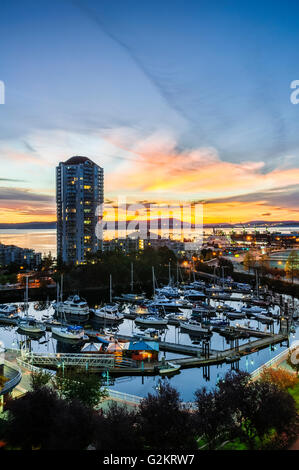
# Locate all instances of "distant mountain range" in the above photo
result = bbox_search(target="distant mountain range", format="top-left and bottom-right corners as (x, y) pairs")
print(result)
(1, 219), (299, 230)
(0, 222), (57, 229)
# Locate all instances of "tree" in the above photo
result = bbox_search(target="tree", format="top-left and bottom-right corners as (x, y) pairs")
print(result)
(94, 402), (141, 450)
(286, 347), (299, 376)
(4, 388), (98, 450)
(259, 366), (298, 390)
(41, 252), (53, 272)
(215, 371), (297, 449)
(52, 369), (108, 408)
(285, 250), (299, 283)
(30, 369), (52, 391)
(218, 257), (234, 277)
(194, 387), (232, 449)
(137, 381), (197, 450)
(243, 251), (256, 273)
(259, 254), (270, 276)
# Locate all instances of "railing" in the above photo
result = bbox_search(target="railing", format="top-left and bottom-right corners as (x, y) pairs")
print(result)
(20, 350), (139, 370)
(16, 358), (56, 375)
(106, 389), (143, 404)
(104, 389), (197, 409)
(0, 361), (22, 395)
(250, 348), (290, 379)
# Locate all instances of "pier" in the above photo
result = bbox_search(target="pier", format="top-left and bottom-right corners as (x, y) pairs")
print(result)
(13, 328), (289, 376)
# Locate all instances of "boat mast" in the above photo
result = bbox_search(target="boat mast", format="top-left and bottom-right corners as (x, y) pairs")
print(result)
(168, 262), (171, 285)
(131, 262), (134, 292)
(60, 274), (63, 303)
(152, 266), (156, 296)
(109, 274), (112, 303)
(25, 275), (29, 318)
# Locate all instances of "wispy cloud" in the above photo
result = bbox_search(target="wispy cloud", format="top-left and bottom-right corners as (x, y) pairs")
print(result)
(0, 187), (54, 202)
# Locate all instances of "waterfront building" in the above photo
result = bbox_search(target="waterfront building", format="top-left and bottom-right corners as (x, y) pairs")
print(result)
(102, 233), (187, 256)
(56, 156), (104, 265)
(0, 243), (41, 268)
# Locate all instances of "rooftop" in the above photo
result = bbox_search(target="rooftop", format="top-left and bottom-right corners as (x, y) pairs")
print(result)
(64, 156), (94, 165)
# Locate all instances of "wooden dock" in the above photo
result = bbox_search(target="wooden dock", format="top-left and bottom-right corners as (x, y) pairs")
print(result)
(170, 333), (288, 368)
(85, 329), (288, 365)
(7, 328), (289, 377)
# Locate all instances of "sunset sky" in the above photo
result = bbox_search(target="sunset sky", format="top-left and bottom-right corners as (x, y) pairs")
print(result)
(1, 0), (299, 225)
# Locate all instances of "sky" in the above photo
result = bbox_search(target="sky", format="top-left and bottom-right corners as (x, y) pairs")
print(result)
(1, 0), (299, 225)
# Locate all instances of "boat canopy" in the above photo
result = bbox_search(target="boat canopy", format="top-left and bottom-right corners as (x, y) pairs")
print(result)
(81, 342), (102, 353)
(67, 325), (83, 331)
(94, 335), (110, 344)
(128, 340), (159, 352)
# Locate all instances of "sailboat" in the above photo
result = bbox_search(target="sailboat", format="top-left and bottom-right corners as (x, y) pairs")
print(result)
(120, 263), (146, 302)
(18, 276), (46, 334)
(91, 275), (124, 324)
(51, 283), (85, 340)
(52, 275), (89, 320)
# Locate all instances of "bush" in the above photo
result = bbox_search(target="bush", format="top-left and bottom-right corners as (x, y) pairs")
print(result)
(259, 366), (298, 390)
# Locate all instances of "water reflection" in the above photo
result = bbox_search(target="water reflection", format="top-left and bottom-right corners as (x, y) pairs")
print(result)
(0, 299), (297, 400)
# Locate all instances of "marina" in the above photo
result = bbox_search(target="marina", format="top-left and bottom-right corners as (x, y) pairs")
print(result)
(0, 273), (297, 400)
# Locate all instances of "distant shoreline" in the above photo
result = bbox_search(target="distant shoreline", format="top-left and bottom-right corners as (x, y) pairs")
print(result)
(0, 222), (56, 230)
(1, 220), (299, 230)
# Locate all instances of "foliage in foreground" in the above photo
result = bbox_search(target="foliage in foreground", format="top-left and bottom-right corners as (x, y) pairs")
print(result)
(259, 366), (298, 390)
(30, 369), (108, 408)
(0, 371), (298, 450)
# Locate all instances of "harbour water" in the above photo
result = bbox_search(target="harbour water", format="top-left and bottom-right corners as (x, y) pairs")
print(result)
(1, 297), (298, 402)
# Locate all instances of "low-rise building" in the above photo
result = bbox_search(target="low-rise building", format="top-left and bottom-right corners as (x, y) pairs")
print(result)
(0, 243), (42, 268)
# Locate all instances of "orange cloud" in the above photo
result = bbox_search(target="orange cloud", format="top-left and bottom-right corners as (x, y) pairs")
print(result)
(105, 132), (299, 200)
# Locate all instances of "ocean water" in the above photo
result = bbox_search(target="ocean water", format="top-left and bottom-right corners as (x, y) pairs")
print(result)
(1, 225), (299, 258)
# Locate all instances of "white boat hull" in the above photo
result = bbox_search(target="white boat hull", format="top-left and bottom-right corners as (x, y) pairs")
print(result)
(51, 327), (84, 340)
(135, 318), (168, 326)
(18, 324), (46, 334)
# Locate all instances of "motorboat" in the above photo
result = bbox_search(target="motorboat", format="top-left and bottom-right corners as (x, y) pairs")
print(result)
(148, 296), (192, 312)
(18, 276), (46, 334)
(53, 295), (89, 320)
(192, 306), (216, 317)
(0, 304), (18, 315)
(119, 293), (145, 302)
(183, 289), (206, 301)
(155, 285), (180, 298)
(133, 328), (161, 341)
(251, 313), (274, 324)
(180, 320), (212, 335)
(135, 315), (168, 327)
(0, 304), (19, 322)
(51, 324), (85, 340)
(208, 318), (229, 327)
(241, 305), (268, 315)
(184, 281), (206, 290)
(166, 312), (188, 324)
(226, 311), (246, 320)
(127, 304), (156, 316)
(205, 285), (224, 294)
(213, 292), (231, 300)
(159, 361), (181, 375)
(216, 304), (236, 312)
(91, 304), (124, 322)
(18, 316), (46, 334)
